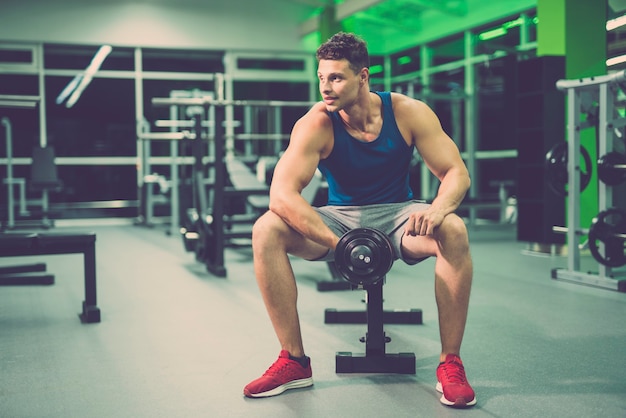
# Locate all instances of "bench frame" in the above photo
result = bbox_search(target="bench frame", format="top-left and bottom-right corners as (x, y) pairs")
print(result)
(0, 232), (100, 323)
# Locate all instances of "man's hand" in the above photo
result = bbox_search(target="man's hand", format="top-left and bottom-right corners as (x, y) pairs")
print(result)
(404, 207), (446, 236)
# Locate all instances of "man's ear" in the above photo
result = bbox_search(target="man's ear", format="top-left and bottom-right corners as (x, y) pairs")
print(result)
(360, 67), (369, 84)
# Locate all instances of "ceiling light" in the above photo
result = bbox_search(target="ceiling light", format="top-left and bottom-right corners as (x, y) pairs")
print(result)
(607, 15), (626, 31)
(607, 54), (626, 66)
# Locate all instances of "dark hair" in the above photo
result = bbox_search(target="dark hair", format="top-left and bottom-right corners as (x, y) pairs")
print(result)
(316, 32), (370, 74)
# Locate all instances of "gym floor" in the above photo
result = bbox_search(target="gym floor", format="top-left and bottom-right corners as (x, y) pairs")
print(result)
(1, 223), (625, 418)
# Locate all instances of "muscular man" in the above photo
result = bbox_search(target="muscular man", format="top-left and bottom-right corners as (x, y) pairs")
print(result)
(243, 32), (476, 408)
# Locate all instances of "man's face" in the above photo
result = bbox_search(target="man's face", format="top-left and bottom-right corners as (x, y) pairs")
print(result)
(317, 58), (363, 112)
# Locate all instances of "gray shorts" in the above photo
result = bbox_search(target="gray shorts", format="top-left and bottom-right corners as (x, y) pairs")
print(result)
(313, 200), (431, 265)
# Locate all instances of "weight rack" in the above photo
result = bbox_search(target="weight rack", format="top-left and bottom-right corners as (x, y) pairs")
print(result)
(552, 70), (626, 292)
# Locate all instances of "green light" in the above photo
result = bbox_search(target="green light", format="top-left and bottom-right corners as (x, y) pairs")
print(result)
(397, 56), (411, 65)
(369, 64), (383, 74)
(503, 17), (524, 29)
(478, 15), (538, 42)
(478, 27), (507, 41)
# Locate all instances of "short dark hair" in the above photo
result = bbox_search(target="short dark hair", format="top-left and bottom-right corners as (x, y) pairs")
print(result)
(316, 32), (370, 75)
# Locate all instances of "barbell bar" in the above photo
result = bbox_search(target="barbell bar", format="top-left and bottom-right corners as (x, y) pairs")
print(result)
(138, 131), (196, 140)
(152, 97), (317, 108)
(554, 208), (626, 267)
(138, 132), (290, 141)
(0, 94), (40, 109)
(552, 225), (626, 240)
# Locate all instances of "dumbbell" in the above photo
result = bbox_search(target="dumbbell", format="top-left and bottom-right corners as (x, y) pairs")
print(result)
(334, 228), (394, 287)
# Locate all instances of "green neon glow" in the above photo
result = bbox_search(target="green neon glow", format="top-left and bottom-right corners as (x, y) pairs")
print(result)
(369, 64), (383, 74)
(397, 56), (411, 65)
(503, 17), (524, 29)
(478, 27), (507, 41)
(478, 15), (538, 42)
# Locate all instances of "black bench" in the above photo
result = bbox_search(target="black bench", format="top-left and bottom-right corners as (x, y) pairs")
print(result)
(0, 232), (100, 323)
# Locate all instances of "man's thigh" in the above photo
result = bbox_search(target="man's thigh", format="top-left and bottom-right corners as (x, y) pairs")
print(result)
(313, 200), (432, 264)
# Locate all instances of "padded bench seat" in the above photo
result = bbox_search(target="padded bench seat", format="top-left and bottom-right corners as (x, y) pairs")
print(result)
(225, 159), (270, 210)
(0, 232), (100, 323)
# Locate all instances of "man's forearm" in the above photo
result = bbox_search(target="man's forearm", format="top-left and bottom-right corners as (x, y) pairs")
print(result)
(431, 170), (470, 216)
(269, 195), (339, 250)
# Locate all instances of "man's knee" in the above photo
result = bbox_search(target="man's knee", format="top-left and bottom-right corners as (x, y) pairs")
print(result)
(437, 214), (469, 246)
(252, 211), (288, 245)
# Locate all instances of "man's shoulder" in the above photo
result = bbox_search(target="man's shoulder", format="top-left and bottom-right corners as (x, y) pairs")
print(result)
(299, 102), (333, 125)
(293, 102), (334, 140)
(388, 91), (416, 103)
(388, 92), (428, 114)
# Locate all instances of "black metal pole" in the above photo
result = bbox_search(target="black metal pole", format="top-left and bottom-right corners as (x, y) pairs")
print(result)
(209, 104), (226, 276)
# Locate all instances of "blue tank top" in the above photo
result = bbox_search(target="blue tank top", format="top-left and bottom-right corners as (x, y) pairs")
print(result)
(319, 91), (414, 206)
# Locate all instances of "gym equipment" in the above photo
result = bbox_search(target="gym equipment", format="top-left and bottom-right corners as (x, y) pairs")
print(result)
(597, 152), (626, 186)
(0, 232), (100, 323)
(153, 83), (357, 285)
(334, 228), (394, 287)
(152, 81), (316, 277)
(551, 70), (626, 292)
(544, 142), (592, 196)
(2, 117), (28, 230)
(329, 227), (417, 374)
(1, 97), (40, 230)
(588, 208), (626, 268)
(0, 94), (40, 109)
(137, 172), (170, 228)
(136, 89), (211, 235)
(325, 228), (423, 324)
(1, 96), (61, 230)
(152, 97), (315, 108)
(174, 109), (277, 276)
(28, 146), (63, 228)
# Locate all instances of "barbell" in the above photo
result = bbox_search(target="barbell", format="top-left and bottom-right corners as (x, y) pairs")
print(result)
(544, 142), (592, 196)
(334, 228), (395, 287)
(597, 151), (626, 186)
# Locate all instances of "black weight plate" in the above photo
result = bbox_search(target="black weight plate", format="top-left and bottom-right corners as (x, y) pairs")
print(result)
(545, 142), (592, 196)
(335, 228), (394, 286)
(588, 208), (626, 268)
(598, 152), (626, 186)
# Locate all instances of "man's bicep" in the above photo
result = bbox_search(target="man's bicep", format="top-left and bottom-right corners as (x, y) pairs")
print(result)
(271, 144), (320, 194)
(413, 110), (464, 180)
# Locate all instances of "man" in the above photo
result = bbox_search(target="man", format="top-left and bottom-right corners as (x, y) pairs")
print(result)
(243, 32), (476, 408)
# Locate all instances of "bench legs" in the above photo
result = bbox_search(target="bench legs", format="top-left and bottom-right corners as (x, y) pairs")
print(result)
(79, 241), (101, 323)
(334, 278), (416, 374)
(0, 233), (101, 323)
(0, 263), (55, 285)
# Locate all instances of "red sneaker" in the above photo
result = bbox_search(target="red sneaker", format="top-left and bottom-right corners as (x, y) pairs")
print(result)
(244, 350), (313, 398)
(436, 354), (476, 407)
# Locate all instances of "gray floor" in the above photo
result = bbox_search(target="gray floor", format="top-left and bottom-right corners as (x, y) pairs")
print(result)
(1, 223), (625, 418)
